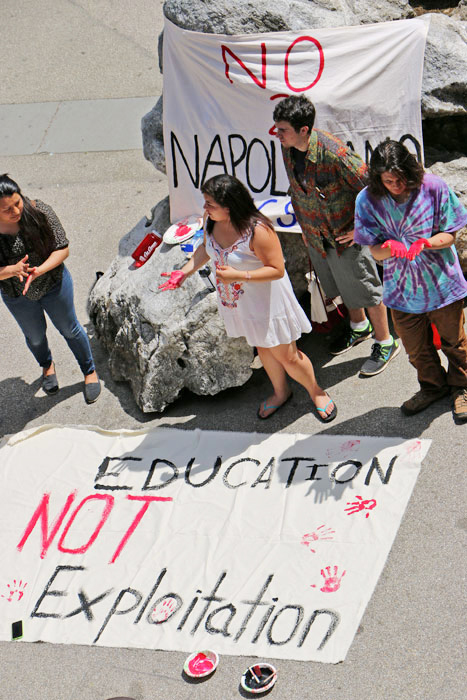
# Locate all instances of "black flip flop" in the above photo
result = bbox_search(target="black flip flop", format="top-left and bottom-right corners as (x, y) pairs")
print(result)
(310, 394), (337, 423)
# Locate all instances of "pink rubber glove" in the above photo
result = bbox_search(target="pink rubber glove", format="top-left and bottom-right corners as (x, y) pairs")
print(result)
(381, 239), (407, 258)
(159, 270), (185, 290)
(406, 238), (432, 261)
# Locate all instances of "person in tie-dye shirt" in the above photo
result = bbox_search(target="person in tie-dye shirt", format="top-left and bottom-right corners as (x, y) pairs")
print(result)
(354, 139), (467, 422)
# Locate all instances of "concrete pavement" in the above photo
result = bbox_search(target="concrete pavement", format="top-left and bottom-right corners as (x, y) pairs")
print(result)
(0, 2), (465, 699)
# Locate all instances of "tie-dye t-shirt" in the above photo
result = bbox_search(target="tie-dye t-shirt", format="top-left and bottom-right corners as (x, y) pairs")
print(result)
(354, 174), (467, 313)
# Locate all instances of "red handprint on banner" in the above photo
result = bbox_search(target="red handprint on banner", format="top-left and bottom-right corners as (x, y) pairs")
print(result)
(311, 566), (346, 593)
(1, 579), (27, 603)
(326, 439), (361, 461)
(301, 525), (336, 553)
(345, 495), (377, 518)
(150, 597), (178, 623)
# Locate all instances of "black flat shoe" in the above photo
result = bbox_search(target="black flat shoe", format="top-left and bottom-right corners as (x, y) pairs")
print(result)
(42, 365), (59, 395)
(84, 377), (101, 404)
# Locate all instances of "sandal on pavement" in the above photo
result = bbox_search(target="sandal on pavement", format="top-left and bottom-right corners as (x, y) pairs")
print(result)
(310, 394), (337, 423)
(42, 363), (59, 395)
(257, 392), (293, 419)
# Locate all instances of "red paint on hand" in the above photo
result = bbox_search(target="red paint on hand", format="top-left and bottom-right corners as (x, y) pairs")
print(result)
(159, 270), (185, 290)
(406, 238), (432, 261)
(381, 239), (407, 258)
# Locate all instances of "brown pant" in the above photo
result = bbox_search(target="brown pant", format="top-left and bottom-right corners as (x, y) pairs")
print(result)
(391, 299), (467, 391)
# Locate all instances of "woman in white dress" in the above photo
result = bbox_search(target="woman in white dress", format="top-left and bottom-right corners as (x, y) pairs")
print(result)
(160, 174), (336, 422)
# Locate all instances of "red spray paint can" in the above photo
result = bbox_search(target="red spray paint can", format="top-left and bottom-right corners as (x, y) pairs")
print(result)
(131, 231), (162, 267)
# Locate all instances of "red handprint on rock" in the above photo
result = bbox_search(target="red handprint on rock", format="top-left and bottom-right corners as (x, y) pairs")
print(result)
(345, 495), (377, 518)
(1, 579), (27, 603)
(301, 525), (336, 553)
(150, 597), (178, 623)
(311, 566), (346, 593)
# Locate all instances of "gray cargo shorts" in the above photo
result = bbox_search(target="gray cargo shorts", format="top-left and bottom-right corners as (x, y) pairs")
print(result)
(307, 242), (383, 309)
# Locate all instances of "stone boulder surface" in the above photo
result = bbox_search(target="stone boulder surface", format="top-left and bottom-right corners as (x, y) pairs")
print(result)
(88, 203), (253, 413)
(428, 157), (467, 273)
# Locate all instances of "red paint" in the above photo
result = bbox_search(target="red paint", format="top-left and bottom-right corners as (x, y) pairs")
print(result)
(221, 36), (324, 93)
(17, 491), (77, 558)
(345, 495), (377, 518)
(188, 653), (215, 675)
(301, 524), (335, 553)
(109, 495), (173, 564)
(311, 565), (346, 593)
(17, 491), (173, 561)
(221, 43), (267, 88)
(1, 579), (27, 603)
(151, 596), (177, 622)
(431, 322), (441, 350)
(174, 224), (191, 238)
(57, 494), (115, 554)
(284, 36), (324, 92)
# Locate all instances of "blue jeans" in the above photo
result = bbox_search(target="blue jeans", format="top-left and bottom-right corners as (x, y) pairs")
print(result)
(1, 265), (95, 375)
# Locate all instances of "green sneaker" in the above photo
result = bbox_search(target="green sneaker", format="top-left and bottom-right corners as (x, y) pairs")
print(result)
(359, 339), (401, 376)
(329, 323), (373, 355)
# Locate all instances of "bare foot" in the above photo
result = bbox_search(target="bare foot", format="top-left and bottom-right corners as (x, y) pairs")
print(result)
(43, 362), (55, 377)
(84, 370), (99, 384)
(257, 391), (292, 419)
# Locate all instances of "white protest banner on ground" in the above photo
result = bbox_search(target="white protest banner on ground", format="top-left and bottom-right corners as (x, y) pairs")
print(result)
(0, 426), (429, 663)
(163, 17), (429, 228)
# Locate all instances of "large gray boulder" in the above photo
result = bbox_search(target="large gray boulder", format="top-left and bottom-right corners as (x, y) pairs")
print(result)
(428, 157), (467, 274)
(88, 202), (253, 413)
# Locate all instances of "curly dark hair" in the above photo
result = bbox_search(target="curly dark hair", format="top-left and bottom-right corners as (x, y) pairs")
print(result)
(201, 174), (274, 236)
(273, 95), (315, 133)
(0, 173), (56, 258)
(368, 140), (424, 198)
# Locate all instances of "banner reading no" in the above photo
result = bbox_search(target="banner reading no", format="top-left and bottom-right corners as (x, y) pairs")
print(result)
(163, 17), (429, 227)
(0, 426), (429, 663)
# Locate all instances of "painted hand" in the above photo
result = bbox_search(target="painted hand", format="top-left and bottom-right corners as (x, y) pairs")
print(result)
(381, 239), (407, 258)
(159, 270), (185, 290)
(22, 267), (38, 295)
(406, 238), (432, 261)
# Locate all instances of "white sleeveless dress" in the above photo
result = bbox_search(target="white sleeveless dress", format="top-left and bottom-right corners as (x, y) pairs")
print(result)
(205, 223), (311, 348)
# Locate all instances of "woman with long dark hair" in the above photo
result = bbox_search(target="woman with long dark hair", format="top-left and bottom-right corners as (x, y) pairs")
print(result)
(160, 174), (336, 422)
(0, 174), (100, 403)
(354, 140), (467, 422)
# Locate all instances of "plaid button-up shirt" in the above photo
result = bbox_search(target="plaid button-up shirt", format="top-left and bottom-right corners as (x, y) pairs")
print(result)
(282, 129), (367, 257)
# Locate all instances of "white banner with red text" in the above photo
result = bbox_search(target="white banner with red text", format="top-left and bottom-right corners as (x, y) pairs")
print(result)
(0, 425), (429, 662)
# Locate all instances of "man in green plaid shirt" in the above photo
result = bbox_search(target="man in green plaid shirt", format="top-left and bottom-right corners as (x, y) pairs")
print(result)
(273, 95), (400, 377)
